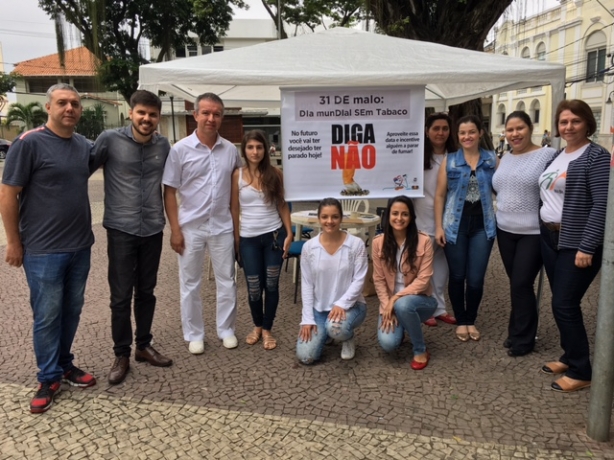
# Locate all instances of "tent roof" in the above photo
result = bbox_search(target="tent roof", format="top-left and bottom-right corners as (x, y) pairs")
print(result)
(139, 28), (565, 109)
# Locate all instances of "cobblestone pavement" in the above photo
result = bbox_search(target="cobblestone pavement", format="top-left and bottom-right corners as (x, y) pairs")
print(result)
(0, 168), (613, 459)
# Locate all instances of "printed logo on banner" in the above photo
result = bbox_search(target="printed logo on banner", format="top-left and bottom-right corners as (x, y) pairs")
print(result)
(281, 87), (426, 200)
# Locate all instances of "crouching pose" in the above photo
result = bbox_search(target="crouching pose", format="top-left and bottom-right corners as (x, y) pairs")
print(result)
(374, 196), (437, 370)
(296, 198), (368, 364)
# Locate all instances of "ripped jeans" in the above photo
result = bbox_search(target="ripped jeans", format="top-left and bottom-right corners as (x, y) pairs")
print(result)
(239, 227), (286, 330)
(296, 302), (367, 364)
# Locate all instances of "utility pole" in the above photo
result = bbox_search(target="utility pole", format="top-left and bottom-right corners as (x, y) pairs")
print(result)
(587, 156), (614, 441)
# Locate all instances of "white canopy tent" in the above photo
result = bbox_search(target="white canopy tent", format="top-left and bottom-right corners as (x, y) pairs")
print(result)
(139, 28), (566, 112)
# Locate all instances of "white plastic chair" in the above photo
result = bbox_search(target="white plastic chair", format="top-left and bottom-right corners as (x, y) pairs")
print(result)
(340, 199), (370, 214)
(340, 199), (370, 241)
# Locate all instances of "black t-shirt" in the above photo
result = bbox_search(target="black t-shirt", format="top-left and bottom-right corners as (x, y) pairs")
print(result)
(2, 126), (94, 254)
(462, 170), (483, 216)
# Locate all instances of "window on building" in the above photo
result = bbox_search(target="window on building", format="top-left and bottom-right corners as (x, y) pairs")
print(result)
(202, 45), (212, 55)
(592, 109), (602, 138)
(585, 31), (607, 82)
(213, 45), (224, 52)
(536, 42), (546, 61)
(516, 101), (526, 112)
(187, 43), (198, 57)
(175, 46), (186, 58)
(521, 47), (530, 59)
(497, 103), (506, 125)
(27, 77), (61, 93)
(530, 99), (540, 124)
(73, 77), (100, 93)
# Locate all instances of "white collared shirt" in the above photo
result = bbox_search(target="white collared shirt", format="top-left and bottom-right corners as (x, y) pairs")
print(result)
(162, 131), (241, 234)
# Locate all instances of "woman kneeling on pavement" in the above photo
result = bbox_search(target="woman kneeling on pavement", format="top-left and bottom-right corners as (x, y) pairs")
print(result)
(374, 196), (437, 370)
(296, 198), (368, 364)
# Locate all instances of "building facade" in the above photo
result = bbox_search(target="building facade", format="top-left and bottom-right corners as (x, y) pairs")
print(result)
(12, 47), (129, 130)
(492, 0), (614, 148)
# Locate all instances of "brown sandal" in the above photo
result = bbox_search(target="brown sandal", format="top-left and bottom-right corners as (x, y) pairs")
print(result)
(245, 328), (262, 345)
(551, 376), (591, 393)
(541, 361), (569, 375)
(262, 333), (277, 350)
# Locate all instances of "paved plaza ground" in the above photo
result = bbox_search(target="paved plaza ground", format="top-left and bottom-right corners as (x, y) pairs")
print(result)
(0, 168), (613, 459)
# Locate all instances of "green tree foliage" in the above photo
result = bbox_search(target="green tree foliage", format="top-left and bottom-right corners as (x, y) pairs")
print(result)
(261, 0), (364, 38)
(366, 0), (512, 50)
(0, 72), (17, 113)
(38, 0), (247, 102)
(76, 103), (105, 140)
(366, 0), (514, 149)
(6, 102), (48, 133)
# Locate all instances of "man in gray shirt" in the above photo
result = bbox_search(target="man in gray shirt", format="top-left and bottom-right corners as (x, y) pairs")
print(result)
(0, 83), (96, 413)
(91, 90), (172, 385)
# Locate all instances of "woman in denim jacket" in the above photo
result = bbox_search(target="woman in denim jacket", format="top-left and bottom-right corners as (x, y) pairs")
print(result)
(434, 115), (498, 342)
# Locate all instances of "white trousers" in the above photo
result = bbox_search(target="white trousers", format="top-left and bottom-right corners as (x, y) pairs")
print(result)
(430, 236), (450, 317)
(178, 221), (237, 341)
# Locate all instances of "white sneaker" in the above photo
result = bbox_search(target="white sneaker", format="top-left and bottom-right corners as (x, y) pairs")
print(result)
(341, 338), (355, 360)
(222, 335), (238, 349)
(188, 340), (204, 355)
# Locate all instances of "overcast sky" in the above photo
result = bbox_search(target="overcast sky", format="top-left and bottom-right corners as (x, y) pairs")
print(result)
(0, 0), (559, 74)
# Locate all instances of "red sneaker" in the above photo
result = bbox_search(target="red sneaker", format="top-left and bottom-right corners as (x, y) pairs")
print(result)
(423, 317), (437, 327)
(30, 381), (61, 414)
(435, 313), (457, 325)
(62, 367), (96, 388)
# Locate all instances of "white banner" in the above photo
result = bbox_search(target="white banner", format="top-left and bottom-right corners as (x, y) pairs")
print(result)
(281, 86), (425, 201)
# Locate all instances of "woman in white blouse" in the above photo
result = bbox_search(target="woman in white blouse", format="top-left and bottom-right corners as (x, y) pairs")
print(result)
(296, 198), (368, 364)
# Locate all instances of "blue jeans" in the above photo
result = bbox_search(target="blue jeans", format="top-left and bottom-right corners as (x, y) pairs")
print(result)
(23, 249), (91, 383)
(239, 227), (286, 331)
(378, 295), (437, 356)
(540, 224), (602, 381)
(296, 302), (367, 364)
(444, 214), (494, 326)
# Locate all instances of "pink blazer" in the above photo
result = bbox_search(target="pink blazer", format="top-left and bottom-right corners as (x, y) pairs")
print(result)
(372, 232), (434, 313)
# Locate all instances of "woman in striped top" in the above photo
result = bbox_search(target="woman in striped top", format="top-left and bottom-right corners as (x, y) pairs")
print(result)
(538, 99), (610, 393)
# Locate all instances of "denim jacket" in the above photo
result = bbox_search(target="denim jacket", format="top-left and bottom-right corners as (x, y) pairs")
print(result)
(443, 148), (497, 244)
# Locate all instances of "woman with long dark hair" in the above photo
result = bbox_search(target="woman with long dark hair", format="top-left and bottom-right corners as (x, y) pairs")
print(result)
(374, 196), (437, 370)
(414, 112), (457, 327)
(296, 198), (368, 364)
(230, 129), (293, 350)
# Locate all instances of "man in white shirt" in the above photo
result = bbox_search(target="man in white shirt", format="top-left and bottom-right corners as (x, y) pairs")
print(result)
(163, 93), (241, 354)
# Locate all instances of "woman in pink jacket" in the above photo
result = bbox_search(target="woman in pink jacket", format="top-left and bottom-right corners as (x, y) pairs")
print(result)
(373, 196), (437, 370)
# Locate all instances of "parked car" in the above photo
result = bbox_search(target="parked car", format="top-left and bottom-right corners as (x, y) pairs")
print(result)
(0, 139), (12, 160)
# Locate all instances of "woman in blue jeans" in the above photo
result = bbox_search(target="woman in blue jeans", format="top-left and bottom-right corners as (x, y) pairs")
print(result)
(373, 196), (437, 370)
(296, 198), (368, 364)
(231, 130), (293, 350)
(435, 115), (498, 342)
